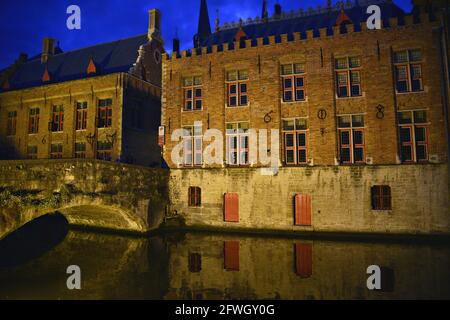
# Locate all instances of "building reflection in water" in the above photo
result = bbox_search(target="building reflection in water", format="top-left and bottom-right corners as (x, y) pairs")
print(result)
(0, 219), (449, 300)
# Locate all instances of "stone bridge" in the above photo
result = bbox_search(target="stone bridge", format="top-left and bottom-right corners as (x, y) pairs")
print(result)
(0, 159), (169, 240)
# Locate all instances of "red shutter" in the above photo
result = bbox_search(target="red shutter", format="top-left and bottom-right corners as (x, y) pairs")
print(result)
(295, 243), (312, 278)
(224, 241), (239, 271)
(295, 194), (312, 226)
(224, 193), (239, 222)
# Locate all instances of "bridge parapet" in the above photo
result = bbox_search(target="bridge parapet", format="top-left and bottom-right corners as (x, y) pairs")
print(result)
(0, 159), (169, 240)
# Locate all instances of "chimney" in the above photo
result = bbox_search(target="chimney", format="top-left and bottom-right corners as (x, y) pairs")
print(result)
(274, 3), (282, 19)
(173, 38), (180, 56)
(41, 37), (55, 64)
(148, 9), (162, 41)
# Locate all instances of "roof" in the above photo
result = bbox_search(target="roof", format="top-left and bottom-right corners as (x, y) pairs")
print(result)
(1, 34), (148, 92)
(196, 1), (405, 47)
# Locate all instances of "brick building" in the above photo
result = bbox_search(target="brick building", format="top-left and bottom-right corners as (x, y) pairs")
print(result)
(162, 0), (450, 235)
(0, 9), (164, 167)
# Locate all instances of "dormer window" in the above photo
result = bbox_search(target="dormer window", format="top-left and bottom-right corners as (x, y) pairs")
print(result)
(42, 67), (51, 82)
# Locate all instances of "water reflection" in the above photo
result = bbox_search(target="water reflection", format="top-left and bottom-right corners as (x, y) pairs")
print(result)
(0, 218), (449, 299)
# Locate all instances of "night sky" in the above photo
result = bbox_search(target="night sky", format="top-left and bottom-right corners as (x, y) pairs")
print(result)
(0, 0), (412, 70)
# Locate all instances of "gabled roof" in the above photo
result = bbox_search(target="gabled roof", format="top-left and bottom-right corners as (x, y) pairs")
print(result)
(196, 1), (405, 47)
(1, 34), (148, 92)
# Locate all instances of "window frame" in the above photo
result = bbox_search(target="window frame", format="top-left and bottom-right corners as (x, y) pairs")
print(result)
(280, 63), (306, 103)
(28, 108), (40, 134)
(50, 143), (63, 159)
(398, 110), (429, 163)
(226, 122), (250, 166)
(7, 110), (17, 136)
(183, 76), (203, 112)
(74, 142), (87, 159)
(51, 105), (64, 132)
(188, 186), (202, 207)
(371, 185), (392, 211)
(76, 102), (88, 131)
(337, 114), (365, 165)
(97, 98), (113, 128)
(226, 70), (249, 108)
(282, 118), (309, 165)
(335, 56), (362, 98)
(182, 125), (203, 167)
(394, 49), (424, 94)
(96, 140), (113, 161)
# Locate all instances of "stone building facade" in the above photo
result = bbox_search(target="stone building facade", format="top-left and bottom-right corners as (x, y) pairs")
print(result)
(162, 0), (450, 235)
(0, 10), (164, 167)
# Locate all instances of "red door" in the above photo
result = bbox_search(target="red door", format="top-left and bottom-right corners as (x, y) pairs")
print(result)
(224, 241), (239, 271)
(295, 243), (313, 278)
(295, 194), (312, 226)
(224, 193), (239, 222)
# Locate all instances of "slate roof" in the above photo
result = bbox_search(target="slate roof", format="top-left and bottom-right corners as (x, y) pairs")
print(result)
(2, 33), (148, 92)
(195, 1), (406, 48)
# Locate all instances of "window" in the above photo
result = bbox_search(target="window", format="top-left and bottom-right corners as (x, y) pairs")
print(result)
(371, 185), (392, 210)
(183, 76), (202, 111)
(27, 145), (38, 159)
(398, 110), (428, 162)
(182, 124), (202, 166)
(75, 142), (86, 159)
(226, 122), (249, 166)
(28, 108), (40, 134)
(224, 241), (239, 271)
(51, 105), (64, 132)
(50, 143), (63, 159)
(338, 115), (365, 164)
(7, 111), (17, 136)
(188, 186), (201, 207)
(281, 63), (306, 102)
(76, 102), (88, 130)
(226, 70), (248, 107)
(394, 49), (423, 93)
(283, 118), (308, 165)
(188, 253), (202, 273)
(97, 141), (112, 161)
(97, 98), (112, 128)
(335, 56), (362, 97)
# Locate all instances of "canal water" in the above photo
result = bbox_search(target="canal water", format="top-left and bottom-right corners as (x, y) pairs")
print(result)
(0, 214), (449, 300)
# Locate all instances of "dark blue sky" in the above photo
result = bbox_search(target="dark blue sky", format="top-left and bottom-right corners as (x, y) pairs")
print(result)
(0, 0), (411, 70)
